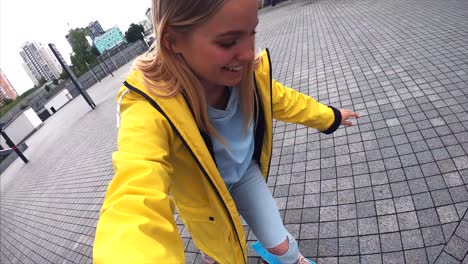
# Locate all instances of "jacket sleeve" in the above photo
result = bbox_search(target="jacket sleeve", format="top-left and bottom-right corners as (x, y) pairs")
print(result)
(271, 79), (342, 134)
(93, 98), (185, 264)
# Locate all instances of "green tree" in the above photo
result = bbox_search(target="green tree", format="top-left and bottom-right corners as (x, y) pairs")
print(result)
(90, 45), (100, 57)
(59, 71), (69, 80)
(52, 79), (59, 85)
(45, 85), (51, 92)
(125, 23), (145, 43)
(68, 28), (98, 76)
(70, 54), (85, 76)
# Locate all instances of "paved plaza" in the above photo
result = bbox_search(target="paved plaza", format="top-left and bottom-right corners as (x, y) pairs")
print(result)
(1, 0), (468, 263)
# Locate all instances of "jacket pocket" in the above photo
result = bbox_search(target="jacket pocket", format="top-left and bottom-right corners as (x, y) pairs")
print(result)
(176, 203), (222, 241)
(176, 203), (235, 262)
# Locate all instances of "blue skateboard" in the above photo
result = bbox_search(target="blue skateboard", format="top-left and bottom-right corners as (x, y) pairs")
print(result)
(251, 241), (316, 264)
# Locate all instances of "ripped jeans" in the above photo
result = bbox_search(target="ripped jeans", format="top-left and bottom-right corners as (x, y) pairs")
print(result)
(226, 161), (300, 263)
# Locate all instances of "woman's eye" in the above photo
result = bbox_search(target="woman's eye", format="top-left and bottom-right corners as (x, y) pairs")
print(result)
(218, 41), (237, 49)
(218, 30), (256, 49)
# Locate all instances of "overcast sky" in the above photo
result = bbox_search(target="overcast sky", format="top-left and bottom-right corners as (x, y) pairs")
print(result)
(0, 0), (151, 95)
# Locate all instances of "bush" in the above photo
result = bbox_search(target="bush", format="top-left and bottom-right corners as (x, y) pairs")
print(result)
(3, 98), (14, 105)
(0, 87), (38, 118)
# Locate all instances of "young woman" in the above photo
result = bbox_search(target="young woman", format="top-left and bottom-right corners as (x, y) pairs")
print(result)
(93, 0), (359, 263)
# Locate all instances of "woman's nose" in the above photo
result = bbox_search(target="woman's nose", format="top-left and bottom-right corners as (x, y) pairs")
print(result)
(237, 38), (255, 62)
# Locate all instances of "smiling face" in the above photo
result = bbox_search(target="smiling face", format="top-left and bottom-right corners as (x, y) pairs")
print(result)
(170, 0), (259, 91)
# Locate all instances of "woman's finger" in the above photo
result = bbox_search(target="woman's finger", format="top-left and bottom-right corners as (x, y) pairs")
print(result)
(345, 110), (360, 119)
(340, 109), (360, 119)
(351, 111), (360, 118)
(342, 120), (354, 126)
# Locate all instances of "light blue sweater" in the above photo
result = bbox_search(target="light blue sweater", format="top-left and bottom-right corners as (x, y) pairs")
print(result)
(207, 87), (254, 184)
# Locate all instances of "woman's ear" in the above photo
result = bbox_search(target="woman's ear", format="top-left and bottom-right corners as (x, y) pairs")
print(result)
(162, 29), (183, 53)
(161, 30), (173, 51)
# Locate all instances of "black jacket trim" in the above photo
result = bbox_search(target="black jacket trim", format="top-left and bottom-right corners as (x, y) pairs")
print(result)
(264, 48), (273, 179)
(322, 106), (342, 134)
(253, 76), (265, 164)
(180, 91), (218, 168)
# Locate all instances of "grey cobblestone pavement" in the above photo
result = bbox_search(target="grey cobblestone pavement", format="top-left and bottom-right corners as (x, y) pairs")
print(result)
(1, 0), (468, 263)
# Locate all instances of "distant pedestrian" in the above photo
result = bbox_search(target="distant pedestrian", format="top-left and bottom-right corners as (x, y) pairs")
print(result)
(93, 0), (359, 263)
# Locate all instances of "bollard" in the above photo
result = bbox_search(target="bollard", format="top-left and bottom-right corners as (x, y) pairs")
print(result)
(0, 125), (28, 163)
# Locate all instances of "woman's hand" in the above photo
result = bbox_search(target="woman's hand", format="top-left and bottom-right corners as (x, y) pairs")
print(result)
(340, 109), (360, 126)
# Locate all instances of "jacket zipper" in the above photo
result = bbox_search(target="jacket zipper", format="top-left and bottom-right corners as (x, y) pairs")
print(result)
(122, 82), (247, 264)
(265, 48), (274, 179)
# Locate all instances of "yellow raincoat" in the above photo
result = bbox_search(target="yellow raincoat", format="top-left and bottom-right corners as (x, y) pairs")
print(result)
(93, 49), (341, 264)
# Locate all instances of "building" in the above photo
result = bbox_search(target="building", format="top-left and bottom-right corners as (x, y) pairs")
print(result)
(0, 68), (18, 106)
(86, 21), (105, 41)
(139, 20), (152, 34)
(19, 41), (63, 85)
(145, 8), (153, 28)
(144, 8), (153, 34)
(21, 63), (40, 86)
(65, 21), (105, 49)
(93, 26), (126, 54)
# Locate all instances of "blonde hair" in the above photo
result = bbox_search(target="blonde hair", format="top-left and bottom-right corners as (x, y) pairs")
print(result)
(134, 0), (259, 140)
